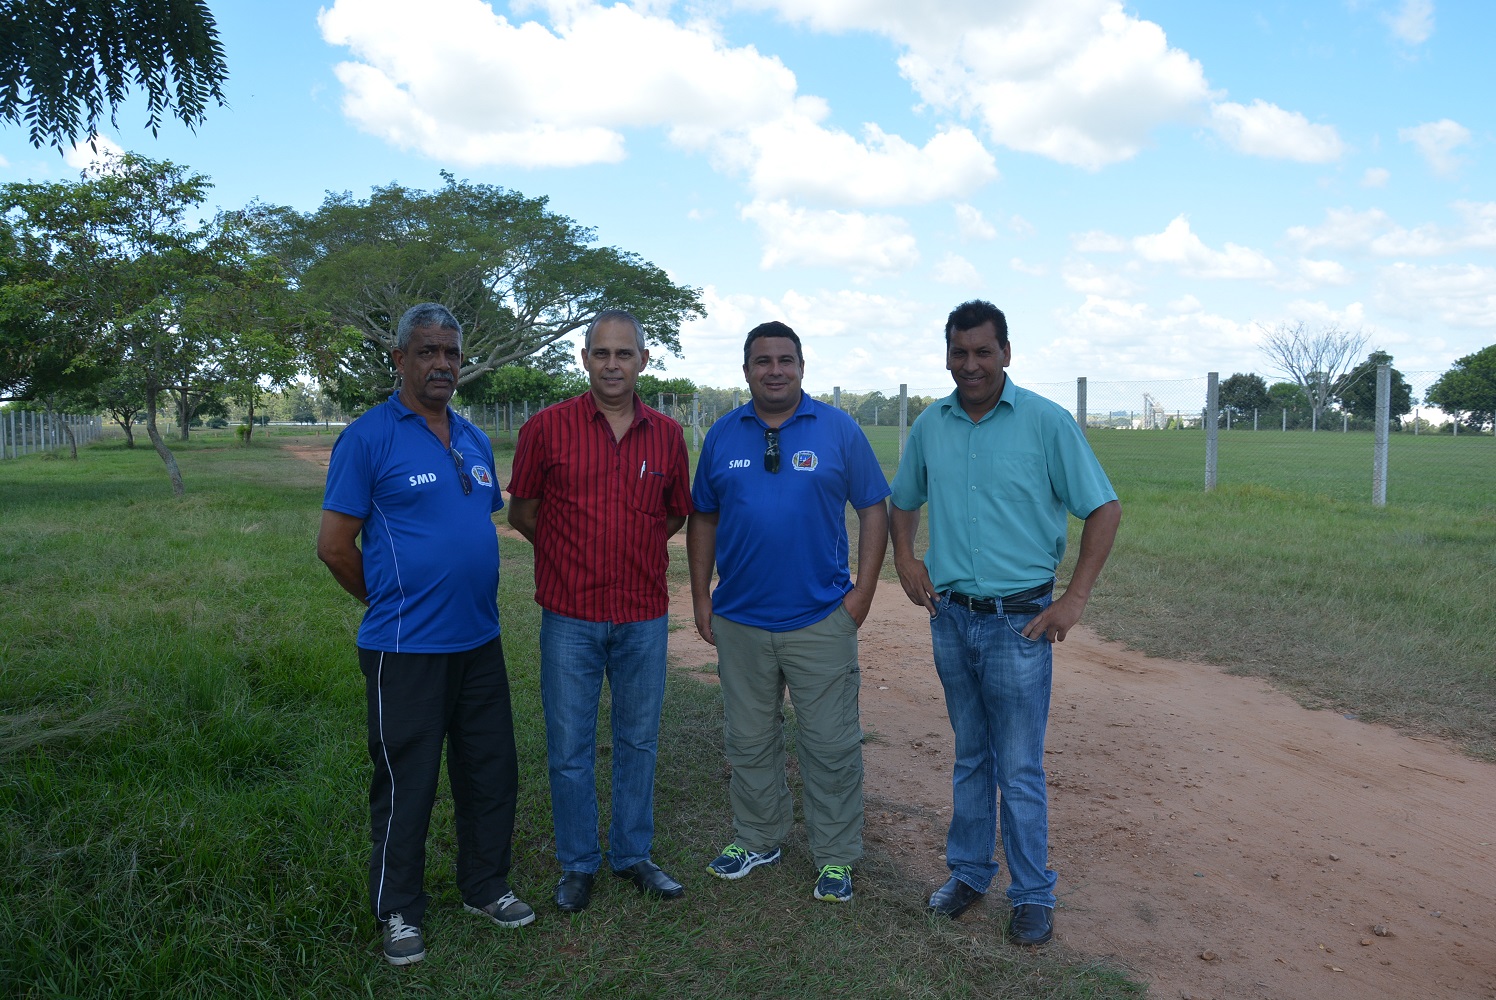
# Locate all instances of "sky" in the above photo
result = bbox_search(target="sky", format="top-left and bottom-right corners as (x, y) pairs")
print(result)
(2, 0), (1492, 403)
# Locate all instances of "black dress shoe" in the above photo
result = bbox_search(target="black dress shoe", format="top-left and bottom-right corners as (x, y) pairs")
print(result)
(927, 876), (983, 919)
(1007, 903), (1054, 946)
(612, 859), (685, 899)
(555, 871), (595, 913)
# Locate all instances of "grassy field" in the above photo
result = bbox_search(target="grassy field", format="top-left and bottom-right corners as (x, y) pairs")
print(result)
(0, 437), (1140, 999)
(860, 424), (1496, 759)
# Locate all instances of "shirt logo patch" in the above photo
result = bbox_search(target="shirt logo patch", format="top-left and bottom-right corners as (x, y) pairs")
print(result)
(409, 472), (439, 486)
(728, 458), (752, 469)
(470, 464), (494, 488)
(791, 450), (818, 471)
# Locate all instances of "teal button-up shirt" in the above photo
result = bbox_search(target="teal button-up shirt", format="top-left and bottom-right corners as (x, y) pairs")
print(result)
(889, 380), (1117, 597)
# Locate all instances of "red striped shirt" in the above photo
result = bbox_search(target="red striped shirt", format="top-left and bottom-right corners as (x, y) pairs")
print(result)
(508, 393), (693, 622)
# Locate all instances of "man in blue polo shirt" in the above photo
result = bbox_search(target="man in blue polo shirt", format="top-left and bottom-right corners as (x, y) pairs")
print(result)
(890, 299), (1120, 947)
(317, 302), (533, 967)
(687, 320), (889, 904)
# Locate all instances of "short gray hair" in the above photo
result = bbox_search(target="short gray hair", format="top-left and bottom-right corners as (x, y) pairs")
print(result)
(583, 309), (646, 353)
(396, 303), (463, 351)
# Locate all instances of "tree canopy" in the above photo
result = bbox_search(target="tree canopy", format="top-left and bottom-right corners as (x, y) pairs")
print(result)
(1218, 373), (1270, 418)
(1, 153), (320, 492)
(1426, 344), (1496, 431)
(1336, 350), (1413, 422)
(0, 0), (228, 149)
(1258, 321), (1369, 429)
(262, 173), (705, 408)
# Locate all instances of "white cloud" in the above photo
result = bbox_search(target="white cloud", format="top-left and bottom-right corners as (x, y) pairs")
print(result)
(933, 252), (984, 286)
(1133, 215), (1277, 279)
(1295, 258), (1354, 286)
(1043, 292), (1261, 381)
(0, 153), (9, 168)
(1384, 0), (1434, 45)
(1073, 229), (1128, 252)
(954, 203), (997, 240)
(1399, 119), (1471, 176)
(1288, 201), (1496, 257)
(1362, 167), (1390, 188)
(1208, 100), (1345, 163)
(1376, 263), (1496, 328)
(669, 284), (936, 391)
(1010, 258), (1047, 277)
(320, 0), (807, 167)
(320, 0), (996, 205)
(1009, 214), (1036, 236)
(1062, 260), (1137, 297)
(742, 0), (1212, 170)
(63, 134), (125, 171)
(740, 200), (919, 274)
(718, 117), (997, 206)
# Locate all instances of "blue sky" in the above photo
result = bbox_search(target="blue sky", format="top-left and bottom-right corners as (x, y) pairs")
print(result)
(2, 0), (1491, 400)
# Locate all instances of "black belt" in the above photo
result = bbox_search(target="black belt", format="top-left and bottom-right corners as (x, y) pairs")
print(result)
(948, 581), (1054, 615)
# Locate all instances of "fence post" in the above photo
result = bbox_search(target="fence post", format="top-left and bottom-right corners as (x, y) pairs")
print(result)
(833, 386), (841, 412)
(692, 393), (700, 452)
(898, 384), (908, 458)
(1373, 363), (1390, 507)
(1343, 412), (1349, 433)
(1205, 372), (1218, 492)
(1075, 377), (1087, 428)
(1282, 408), (1287, 432)
(1253, 408), (1258, 431)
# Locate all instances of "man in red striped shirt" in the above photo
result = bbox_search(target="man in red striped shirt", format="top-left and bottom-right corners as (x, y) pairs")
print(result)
(508, 310), (693, 913)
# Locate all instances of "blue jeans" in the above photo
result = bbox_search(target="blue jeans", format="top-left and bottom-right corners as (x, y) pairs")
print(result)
(929, 591), (1057, 907)
(539, 610), (669, 873)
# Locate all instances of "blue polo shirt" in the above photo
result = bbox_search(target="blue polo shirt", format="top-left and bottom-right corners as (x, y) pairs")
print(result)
(890, 381), (1117, 597)
(693, 394), (890, 632)
(323, 395), (504, 653)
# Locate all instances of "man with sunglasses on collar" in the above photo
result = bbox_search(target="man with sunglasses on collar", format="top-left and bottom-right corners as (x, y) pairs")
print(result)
(318, 303), (532, 967)
(687, 321), (890, 905)
(890, 300), (1120, 948)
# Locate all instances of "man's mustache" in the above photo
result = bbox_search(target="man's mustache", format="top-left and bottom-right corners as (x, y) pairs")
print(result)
(426, 372), (454, 383)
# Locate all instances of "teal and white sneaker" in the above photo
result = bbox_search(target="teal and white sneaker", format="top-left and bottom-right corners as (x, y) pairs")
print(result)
(382, 913), (426, 966)
(707, 843), (782, 880)
(813, 865), (853, 903)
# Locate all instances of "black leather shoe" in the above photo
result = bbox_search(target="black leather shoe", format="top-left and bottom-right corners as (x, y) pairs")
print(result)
(555, 871), (595, 913)
(927, 876), (983, 919)
(612, 859), (685, 899)
(1007, 903), (1054, 946)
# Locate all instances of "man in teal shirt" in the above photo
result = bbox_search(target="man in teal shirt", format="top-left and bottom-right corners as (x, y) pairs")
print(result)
(889, 299), (1121, 947)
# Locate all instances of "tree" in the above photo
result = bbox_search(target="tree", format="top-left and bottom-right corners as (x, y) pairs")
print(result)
(1266, 381), (1312, 429)
(2, 153), (218, 493)
(1218, 373), (1270, 420)
(261, 174), (705, 407)
(0, 0), (228, 149)
(1336, 350), (1413, 424)
(1426, 344), (1496, 431)
(1258, 321), (1369, 430)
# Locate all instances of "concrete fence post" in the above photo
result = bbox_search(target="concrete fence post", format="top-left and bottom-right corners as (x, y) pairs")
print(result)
(1205, 372), (1219, 492)
(1373, 363), (1390, 507)
(898, 384), (908, 459)
(1076, 377), (1087, 428)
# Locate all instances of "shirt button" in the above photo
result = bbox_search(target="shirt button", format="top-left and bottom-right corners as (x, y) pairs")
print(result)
(971, 453), (977, 459)
(970, 485), (976, 490)
(970, 517), (977, 522)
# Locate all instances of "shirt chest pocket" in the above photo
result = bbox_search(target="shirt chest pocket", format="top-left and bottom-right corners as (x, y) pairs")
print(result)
(628, 469), (669, 517)
(983, 452), (1050, 504)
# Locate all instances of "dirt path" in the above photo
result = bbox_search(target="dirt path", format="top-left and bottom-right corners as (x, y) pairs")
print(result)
(668, 583), (1496, 1000)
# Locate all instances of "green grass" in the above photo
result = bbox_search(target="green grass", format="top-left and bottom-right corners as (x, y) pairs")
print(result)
(0, 438), (1140, 999)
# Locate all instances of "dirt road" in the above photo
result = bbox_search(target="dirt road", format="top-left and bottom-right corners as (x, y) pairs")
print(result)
(668, 583), (1496, 1000)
